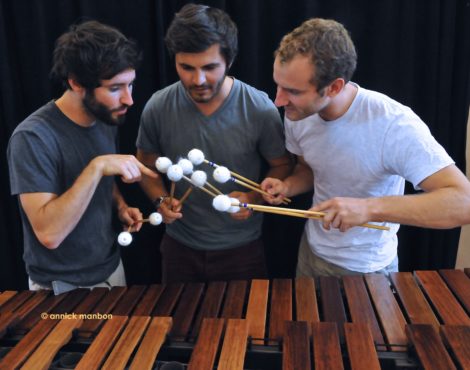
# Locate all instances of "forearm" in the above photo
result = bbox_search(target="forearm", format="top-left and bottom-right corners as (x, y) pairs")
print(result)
(112, 183), (128, 212)
(139, 175), (169, 203)
(283, 163), (314, 197)
(264, 155), (293, 181)
(21, 159), (104, 248)
(369, 187), (470, 228)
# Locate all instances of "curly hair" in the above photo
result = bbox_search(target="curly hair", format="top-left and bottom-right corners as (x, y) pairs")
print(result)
(50, 20), (142, 90)
(165, 3), (238, 68)
(275, 18), (357, 92)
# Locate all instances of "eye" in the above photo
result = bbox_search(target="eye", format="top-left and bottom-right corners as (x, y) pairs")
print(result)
(203, 64), (219, 71)
(288, 89), (301, 96)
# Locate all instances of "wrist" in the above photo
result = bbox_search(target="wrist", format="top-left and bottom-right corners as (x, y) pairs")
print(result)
(249, 191), (263, 204)
(90, 156), (105, 177)
(153, 195), (169, 208)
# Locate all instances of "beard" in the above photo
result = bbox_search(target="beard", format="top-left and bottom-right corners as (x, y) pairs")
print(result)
(82, 90), (128, 126)
(186, 73), (226, 103)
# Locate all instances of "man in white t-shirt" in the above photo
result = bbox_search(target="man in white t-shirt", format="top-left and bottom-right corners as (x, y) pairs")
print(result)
(261, 18), (470, 277)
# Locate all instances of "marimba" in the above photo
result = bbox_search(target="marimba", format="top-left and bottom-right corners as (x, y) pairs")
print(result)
(0, 269), (469, 369)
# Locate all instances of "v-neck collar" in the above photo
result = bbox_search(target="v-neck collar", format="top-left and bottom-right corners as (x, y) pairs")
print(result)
(180, 77), (238, 120)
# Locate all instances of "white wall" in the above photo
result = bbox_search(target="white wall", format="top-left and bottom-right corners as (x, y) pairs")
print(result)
(455, 107), (470, 269)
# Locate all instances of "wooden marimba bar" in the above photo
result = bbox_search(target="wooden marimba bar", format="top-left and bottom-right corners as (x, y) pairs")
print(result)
(0, 269), (469, 369)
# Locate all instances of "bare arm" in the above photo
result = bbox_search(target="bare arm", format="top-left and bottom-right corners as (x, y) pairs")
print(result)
(260, 155), (314, 204)
(20, 154), (157, 249)
(313, 165), (470, 231)
(136, 149), (182, 223)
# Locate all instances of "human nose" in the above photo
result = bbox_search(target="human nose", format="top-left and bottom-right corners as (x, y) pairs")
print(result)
(274, 87), (287, 107)
(121, 86), (133, 106)
(193, 70), (206, 86)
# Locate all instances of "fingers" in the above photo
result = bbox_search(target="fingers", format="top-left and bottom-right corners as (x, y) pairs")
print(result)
(230, 207), (252, 220)
(137, 161), (159, 178)
(260, 178), (286, 205)
(121, 207), (143, 232)
(99, 155), (158, 183)
(129, 208), (144, 231)
(159, 202), (182, 224)
(120, 156), (153, 183)
(312, 199), (362, 232)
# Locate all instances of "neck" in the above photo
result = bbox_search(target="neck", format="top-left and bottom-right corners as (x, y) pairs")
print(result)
(319, 82), (358, 121)
(55, 90), (95, 127)
(193, 76), (233, 116)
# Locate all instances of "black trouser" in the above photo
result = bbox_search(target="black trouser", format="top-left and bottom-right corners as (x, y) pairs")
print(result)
(160, 233), (268, 283)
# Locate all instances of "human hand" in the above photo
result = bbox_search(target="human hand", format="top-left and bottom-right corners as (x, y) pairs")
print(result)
(260, 177), (288, 205)
(311, 197), (371, 232)
(94, 155), (158, 183)
(227, 191), (255, 220)
(118, 206), (143, 232)
(158, 198), (182, 224)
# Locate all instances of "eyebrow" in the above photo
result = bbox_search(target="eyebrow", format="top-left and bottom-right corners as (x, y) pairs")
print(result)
(179, 62), (221, 69)
(101, 78), (136, 88)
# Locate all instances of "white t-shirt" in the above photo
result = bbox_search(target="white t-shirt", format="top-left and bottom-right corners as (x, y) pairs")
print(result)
(285, 83), (454, 272)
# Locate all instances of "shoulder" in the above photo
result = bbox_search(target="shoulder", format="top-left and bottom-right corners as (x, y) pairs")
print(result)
(355, 85), (416, 119)
(233, 79), (277, 109)
(144, 82), (182, 107)
(11, 102), (60, 140)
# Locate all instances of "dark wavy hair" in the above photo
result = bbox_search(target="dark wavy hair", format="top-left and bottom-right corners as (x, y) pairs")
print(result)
(275, 18), (357, 92)
(50, 20), (142, 90)
(165, 3), (238, 67)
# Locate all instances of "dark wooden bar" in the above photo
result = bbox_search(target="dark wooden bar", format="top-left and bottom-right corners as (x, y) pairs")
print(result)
(282, 321), (310, 370)
(414, 270), (470, 325)
(0, 269), (468, 369)
(343, 275), (385, 348)
(365, 274), (408, 351)
(440, 325), (470, 370)
(406, 324), (457, 370)
(438, 269), (470, 314)
(312, 322), (344, 370)
(344, 322), (381, 370)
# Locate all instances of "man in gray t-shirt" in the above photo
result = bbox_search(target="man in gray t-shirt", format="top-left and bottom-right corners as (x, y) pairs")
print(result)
(136, 4), (292, 283)
(7, 21), (156, 294)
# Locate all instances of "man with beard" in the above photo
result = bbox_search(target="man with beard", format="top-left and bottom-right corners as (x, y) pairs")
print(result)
(136, 4), (292, 283)
(7, 21), (156, 294)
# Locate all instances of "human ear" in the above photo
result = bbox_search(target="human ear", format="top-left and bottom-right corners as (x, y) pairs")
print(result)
(326, 78), (345, 97)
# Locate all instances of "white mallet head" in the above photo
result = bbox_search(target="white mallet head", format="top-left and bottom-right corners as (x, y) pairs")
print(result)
(167, 164), (183, 182)
(212, 194), (232, 212)
(227, 198), (241, 213)
(177, 158), (194, 175)
(213, 166), (231, 183)
(155, 157), (172, 173)
(117, 231), (133, 246)
(191, 170), (207, 187)
(149, 212), (163, 226)
(187, 148), (205, 165)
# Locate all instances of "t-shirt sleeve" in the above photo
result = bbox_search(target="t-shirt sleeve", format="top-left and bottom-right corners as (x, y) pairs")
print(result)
(257, 103), (287, 160)
(382, 115), (454, 189)
(136, 95), (161, 154)
(8, 129), (61, 195)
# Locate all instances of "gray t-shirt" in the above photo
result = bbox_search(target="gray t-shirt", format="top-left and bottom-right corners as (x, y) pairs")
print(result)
(137, 79), (285, 250)
(7, 101), (120, 286)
